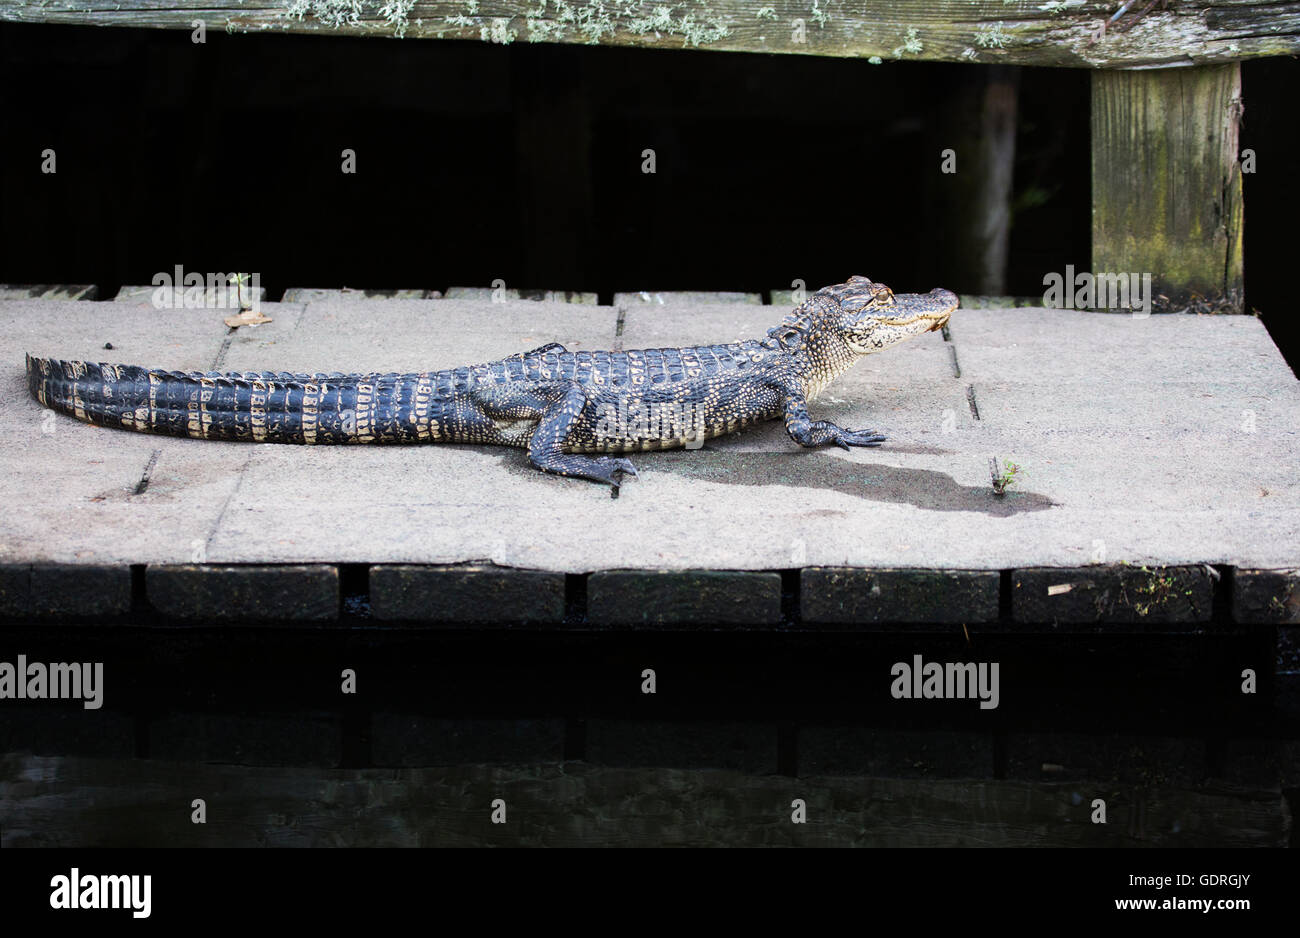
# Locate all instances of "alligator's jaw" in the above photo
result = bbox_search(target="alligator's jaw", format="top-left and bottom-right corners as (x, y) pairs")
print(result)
(850, 287), (958, 353)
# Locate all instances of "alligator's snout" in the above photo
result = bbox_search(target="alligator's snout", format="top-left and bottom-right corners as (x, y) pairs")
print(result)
(929, 287), (959, 308)
(926, 288), (958, 330)
(879, 288), (957, 332)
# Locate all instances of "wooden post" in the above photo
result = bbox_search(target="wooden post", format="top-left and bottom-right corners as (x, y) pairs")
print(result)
(1091, 65), (1243, 313)
(927, 65), (1020, 295)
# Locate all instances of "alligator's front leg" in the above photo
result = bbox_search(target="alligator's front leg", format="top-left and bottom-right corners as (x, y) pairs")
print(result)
(779, 382), (886, 450)
(525, 384), (638, 488)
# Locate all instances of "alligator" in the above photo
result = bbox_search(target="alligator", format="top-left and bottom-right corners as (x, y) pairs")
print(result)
(26, 276), (957, 489)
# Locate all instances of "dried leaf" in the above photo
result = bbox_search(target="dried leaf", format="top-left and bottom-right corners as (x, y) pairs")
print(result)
(224, 309), (272, 329)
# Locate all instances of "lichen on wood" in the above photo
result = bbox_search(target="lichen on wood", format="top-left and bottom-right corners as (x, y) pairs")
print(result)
(0, 1), (1296, 67)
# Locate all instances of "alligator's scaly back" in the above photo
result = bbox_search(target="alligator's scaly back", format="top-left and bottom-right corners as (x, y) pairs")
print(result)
(26, 343), (780, 448)
(26, 277), (956, 488)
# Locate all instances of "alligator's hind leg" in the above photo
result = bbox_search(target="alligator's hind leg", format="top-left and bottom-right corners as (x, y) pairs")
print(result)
(527, 385), (637, 489)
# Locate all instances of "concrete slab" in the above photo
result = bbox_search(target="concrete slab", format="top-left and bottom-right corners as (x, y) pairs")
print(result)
(219, 297), (618, 374)
(952, 307), (1297, 385)
(0, 302), (297, 564)
(2, 299), (1297, 572)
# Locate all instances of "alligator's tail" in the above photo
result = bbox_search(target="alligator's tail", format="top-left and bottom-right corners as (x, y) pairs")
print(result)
(24, 355), (440, 444)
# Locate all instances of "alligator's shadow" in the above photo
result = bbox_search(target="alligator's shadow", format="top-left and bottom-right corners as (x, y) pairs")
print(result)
(632, 451), (1056, 516)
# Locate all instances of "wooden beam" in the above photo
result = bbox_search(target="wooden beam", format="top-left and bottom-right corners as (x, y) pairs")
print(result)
(1091, 65), (1244, 312)
(1, 753), (1288, 846)
(1, 1), (1297, 68)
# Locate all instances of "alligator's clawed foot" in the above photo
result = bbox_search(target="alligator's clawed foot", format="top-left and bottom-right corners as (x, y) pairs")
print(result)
(835, 428), (888, 449)
(531, 450), (639, 488)
(600, 457), (639, 488)
(787, 419), (889, 450)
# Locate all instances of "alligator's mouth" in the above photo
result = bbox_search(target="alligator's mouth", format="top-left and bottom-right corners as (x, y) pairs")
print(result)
(882, 288), (958, 332)
(882, 310), (951, 332)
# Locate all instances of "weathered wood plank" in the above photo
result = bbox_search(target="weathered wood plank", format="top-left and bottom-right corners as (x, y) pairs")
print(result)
(443, 286), (597, 302)
(955, 294), (1045, 308)
(613, 290), (761, 306)
(0, 754), (1287, 846)
(0, 284), (98, 301)
(1091, 65), (1244, 312)
(775, 293), (1044, 312)
(114, 282), (268, 307)
(281, 287), (443, 301)
(1, 1), (1296, 68)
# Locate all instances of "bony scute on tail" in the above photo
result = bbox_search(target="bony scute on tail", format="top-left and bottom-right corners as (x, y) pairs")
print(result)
(26, 276), (957, 490)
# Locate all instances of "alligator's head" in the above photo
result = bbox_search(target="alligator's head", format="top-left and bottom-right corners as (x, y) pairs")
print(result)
(820, 275), (956, 352)
(766, 275), (959, 397)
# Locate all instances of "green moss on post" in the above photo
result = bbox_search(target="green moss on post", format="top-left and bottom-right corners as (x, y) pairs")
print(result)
(1091, 66), (1244, 312)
